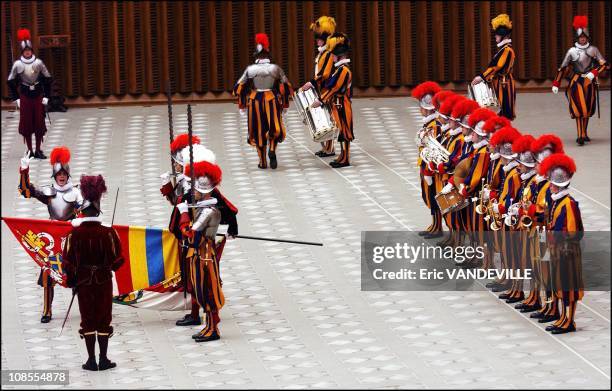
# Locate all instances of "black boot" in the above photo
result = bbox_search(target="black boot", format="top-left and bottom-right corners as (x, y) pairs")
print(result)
(268, 150), (278, 169)
(34, 150), (47, 159)
(97, 334), (116, 370)
(82, 334), (98, 371)
(41, 315), (52, 323)
(176, 314), (202, 326)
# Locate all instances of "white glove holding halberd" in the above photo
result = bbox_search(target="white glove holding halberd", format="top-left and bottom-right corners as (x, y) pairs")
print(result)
(160, 172), (171, 185)
(585, 72), (595, 81)
(239, 109), (246, 116)
(42, 97), (48, 105)
(482, 188), (491, 201)
(177, 201), (189, 214)
(552, 86), (559, 94)
(492, 202), (500, 214)
(15, 99), (20, 109)
(508, 204), (520, 216)
(20, 150), (33, 170)
(424, 175), (433, 186)
(441, 183), (454, 195)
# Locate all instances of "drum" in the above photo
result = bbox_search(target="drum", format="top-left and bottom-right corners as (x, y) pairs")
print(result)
(435, 188), (470, 215)
(468, 81), (500, 111)
(293, 89), (339, 142)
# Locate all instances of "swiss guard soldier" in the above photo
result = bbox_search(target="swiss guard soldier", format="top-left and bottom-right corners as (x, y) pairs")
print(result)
(178, 160), (225, 342)
(7, 28), (52, 159)
(233, 33), (292, 169)
(552, 16), (608, 145)
(62, 175), (125, 370)
(19, 146), (82, 323)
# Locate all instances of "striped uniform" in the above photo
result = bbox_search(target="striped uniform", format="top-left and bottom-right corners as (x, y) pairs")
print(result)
(553, 44), (608, 139)
(418, 117), (443, 233)
(312, 49), (336, 154)
(439, 129), (465, 233)
(233, 60), (292, 168)
(320, 61), (353, 165)
(547, 192), (584, 331)
(497, 163), (521, 298)
(481, 41), (516, 120)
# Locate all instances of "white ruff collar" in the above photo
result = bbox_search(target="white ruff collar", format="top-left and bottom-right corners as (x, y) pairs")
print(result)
(441, 123), (450, 131)
(551, 188), (570, 201)
(490, 152), (500, 161)
(503, 160), (519, 172)
(574, 42), (590, 50)
(497, 38), (512, 48)
(318, 45), (327, 53)
(255, 58), (271, 64)
(20, 55), (36, 64)
(71, 216), (102, 227)
(422, 113), (438, 125)
(335, 58), (351, 67)
(53, 180), (74, 192)
(449, 127), (462, 136)
(535, 174), (547, 183)
(521, 170), (537, 181)
(473, 139), (488, 150)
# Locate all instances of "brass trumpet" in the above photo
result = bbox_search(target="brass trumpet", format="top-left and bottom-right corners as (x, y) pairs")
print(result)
(475, 178), (489, 215)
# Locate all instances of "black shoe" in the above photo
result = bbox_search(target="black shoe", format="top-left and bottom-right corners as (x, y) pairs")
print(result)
(520, 304), (541, 313)
(545, 324), (560, 331)
(538, 314), (560, 323)
(34, 150), (47, 159)
(176, 314), (202, 326)
(418, 230), (430, 237)
(505, 295), (524, 304)
(577, 137), (584, 146)
(330, 161), (350, 168)
(26, 150), (34, 159)
(514, 303), (527, 310)
(82, 358), (98, 371)
(530, 311), (545, 319)
(424, 231), (444, 239)
(551, 323), (576, 334)
(258, 164), (267, 169)
(315, 150), (336, 157)
(41, 315), (52, 323)
(98, 357), (117, 371)
(498, 293), (511, 300)
(268, 150), (278, 169)
(584, 135), (591, 142)
(194, 330), (220, 343)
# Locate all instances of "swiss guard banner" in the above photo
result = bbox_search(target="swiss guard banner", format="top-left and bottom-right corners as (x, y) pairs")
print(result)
(2, 217), (181, 296)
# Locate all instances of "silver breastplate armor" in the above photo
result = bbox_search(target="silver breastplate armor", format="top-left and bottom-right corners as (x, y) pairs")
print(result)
(192, 207), (221, 240)
(239, 63), (288, 90)
(45, 186), (81, 221)
(561, 45), (605, 74)
(8, 57), (51, 85)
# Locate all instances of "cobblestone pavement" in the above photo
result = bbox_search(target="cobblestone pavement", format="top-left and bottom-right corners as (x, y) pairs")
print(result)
(1, 93), (610, 389)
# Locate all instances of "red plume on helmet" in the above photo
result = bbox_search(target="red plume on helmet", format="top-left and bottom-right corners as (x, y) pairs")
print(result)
(170, 134), (201, 154)
(432, 91), (455, 110)
(572, 15), (588, 30)
(50, 146), (71, 165)
(184, 160), (222, 187)
(450, 99), (479, 120)
(512, 134), (535, 154)
(531, 134), (564, 154)
(17, 28), (31, 41)
(489, 126), (521, 147)
(467, 108), (496, 129)
(538, 153), (576, 177)
(411, 81), (442, 101)
(482, 116), (511, 134)
(438, 95), (465, 117)
(255, 33), (270, 51)
(80, 175), (108, 203)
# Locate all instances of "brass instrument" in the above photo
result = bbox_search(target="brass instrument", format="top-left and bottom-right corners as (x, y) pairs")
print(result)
(416, 126), (451, 166)
(488, 202), (503, 231)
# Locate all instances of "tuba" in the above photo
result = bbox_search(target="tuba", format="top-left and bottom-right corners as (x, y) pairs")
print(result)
(417, 127), (451, 166)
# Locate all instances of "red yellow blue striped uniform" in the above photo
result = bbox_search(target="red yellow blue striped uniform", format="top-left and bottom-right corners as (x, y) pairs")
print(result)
(440, 131), (465, 234)
(497, 164), (521, 298)
(481, 42), (516, 120)
(320, 62), (353, 164)
(312, 50), (336, 154)
(417, 118), (443, 233)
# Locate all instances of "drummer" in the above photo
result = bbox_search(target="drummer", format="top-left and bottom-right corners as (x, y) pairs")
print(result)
(471, 14), (516, 120)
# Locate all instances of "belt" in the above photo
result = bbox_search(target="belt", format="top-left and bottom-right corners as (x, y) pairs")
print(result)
(255, 89), (272, 92)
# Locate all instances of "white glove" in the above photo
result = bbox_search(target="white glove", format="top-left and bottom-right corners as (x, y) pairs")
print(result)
(310, 99), (322, 108)
(552, 86), (559, 94)
(585, 72), (595, 81)
(14, 99), (20, 109)
(160, 172), (171, 185)
(177, 201), (189, 214)
(20, 150), (33, 170)
(424, 175), (433, 186)
(302, 82), (313, 91)
(441, 183), (453, 195)
(42, 97), (48, 105)
(471, 75), (483, 86)
(239, 109), (246, 116)
(482, 188), (491, 201)
(492, 202), (500, 214)
(508, 204), (520, 216)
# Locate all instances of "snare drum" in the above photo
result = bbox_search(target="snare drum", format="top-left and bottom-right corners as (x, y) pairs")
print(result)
(435, 188), (470, 215)
(293, 89), (339, 143)
(468, 81), (500, 111)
